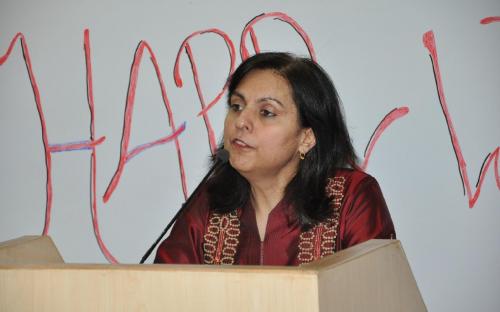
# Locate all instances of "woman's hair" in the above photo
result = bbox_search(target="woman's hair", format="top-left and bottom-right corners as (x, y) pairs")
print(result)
(207, 52), (357, 227)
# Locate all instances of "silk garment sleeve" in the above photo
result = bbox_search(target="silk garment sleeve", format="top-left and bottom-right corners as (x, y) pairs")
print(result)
(154, 190), (209, 264)
(337, 172), (396, 250)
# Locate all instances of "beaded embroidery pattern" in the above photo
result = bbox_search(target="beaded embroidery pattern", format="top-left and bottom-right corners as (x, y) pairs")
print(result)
(297, 176), (345, 264)
(203, 210), (240, 264)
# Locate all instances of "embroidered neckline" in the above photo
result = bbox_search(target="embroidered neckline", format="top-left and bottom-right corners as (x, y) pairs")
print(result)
(203, 210), (240, 264)
(297, 176), (345, 264)
(202, 176), (346, 265)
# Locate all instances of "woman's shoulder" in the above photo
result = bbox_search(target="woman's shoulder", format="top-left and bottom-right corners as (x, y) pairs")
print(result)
(326, 168), (385, 203)
(331, 169), (395, 250)
(178, 185), (212, 223)
(330, 168), (379, 188)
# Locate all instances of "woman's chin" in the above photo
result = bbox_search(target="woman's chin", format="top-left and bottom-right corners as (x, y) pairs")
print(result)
(229, 158), (254, 175)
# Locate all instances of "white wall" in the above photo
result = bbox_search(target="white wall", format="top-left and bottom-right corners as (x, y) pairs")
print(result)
(1, 0), (499, 310)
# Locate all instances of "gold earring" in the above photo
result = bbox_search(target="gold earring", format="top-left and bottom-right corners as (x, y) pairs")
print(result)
(299, 151), (305, 160)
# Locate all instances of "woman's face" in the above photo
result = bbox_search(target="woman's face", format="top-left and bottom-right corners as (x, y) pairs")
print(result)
(223, 69), (315, 183)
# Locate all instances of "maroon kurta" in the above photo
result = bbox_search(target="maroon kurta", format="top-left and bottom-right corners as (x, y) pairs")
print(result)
(154, 169), (395, 265)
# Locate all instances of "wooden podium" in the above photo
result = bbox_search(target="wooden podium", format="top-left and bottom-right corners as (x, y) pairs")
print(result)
(0, 236), (426, 311)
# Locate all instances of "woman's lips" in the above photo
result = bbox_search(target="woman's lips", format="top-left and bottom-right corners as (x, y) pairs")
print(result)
(231, 138), (253, 149)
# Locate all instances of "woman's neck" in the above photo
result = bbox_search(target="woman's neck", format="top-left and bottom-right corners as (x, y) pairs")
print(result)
(250, 181), (284, 216)
(248, 175), (291, 241)
(244, 164), (297, 215)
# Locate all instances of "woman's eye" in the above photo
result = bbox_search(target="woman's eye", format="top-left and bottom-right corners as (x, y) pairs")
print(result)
(229, 103), (242, 111)
(260, 109), (276, 117)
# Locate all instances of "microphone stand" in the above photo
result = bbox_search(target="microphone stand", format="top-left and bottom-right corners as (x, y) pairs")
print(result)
(140, 150), (228, 264)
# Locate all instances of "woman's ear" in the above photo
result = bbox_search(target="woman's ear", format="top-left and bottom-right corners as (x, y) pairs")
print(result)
(300, 128), (316, 154)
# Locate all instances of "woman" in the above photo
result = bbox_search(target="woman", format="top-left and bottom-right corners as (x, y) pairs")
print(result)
(155, 52), (395, 265)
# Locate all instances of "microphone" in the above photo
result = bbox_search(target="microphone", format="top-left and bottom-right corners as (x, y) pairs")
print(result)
(140, 149), (229, 263)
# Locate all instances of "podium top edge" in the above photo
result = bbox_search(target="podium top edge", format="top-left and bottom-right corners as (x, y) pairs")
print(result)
(0, 239), (400, 274)
(301, 239), (401, 269)
(0, 262), (321, 275)
(0, 236), (44, 248)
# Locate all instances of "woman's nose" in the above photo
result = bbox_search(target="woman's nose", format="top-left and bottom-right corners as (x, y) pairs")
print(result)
(235, 109), (253, 131)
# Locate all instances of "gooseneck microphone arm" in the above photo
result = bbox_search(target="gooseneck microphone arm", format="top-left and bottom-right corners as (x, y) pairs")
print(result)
(140, 149), (229, 264)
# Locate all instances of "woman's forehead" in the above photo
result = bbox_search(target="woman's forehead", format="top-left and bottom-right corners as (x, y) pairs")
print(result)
(233, 69), (293, 101)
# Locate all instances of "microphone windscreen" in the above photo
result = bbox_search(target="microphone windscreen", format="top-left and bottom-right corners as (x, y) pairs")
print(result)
(216, 149), (229, 163)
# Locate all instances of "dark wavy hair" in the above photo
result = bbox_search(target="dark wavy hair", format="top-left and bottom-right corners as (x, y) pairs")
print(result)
(206, 52), (357, 227)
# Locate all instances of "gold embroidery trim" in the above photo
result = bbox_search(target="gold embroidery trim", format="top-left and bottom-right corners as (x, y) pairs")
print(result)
(203, 210), (240, 265)
(297, 176), (345, 264)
